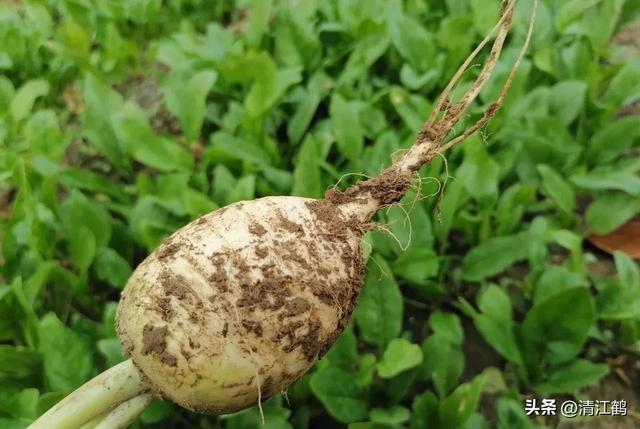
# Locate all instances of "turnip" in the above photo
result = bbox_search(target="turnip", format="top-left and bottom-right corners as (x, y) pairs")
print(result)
(29, 1), (536, 428)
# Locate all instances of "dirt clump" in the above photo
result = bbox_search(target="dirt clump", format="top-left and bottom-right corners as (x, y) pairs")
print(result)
(248, 222), (267, 236)
(156, 238), (181, 260)
(280, 297), (311, 319)
(277, 214), (305, 235)
(155, 296), (173, 321)
(208, 254), (229, 292)
(141, 324), (177, 367)
(325, 166), (412, 207)
(305, 199), (356, 241)
(255, 246), (268, 259)
(241, 319), (264, 336)
(299, 319), (323, 361)
(237, 277), (292, 312)
(160, 271), (192, 301)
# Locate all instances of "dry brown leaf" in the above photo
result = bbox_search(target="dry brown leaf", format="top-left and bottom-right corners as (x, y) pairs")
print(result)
(588, 220), (640, 259)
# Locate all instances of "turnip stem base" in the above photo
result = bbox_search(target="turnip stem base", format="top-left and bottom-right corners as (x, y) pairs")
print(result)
(28, 359), (149, 429)
(79, 393), (154, 429)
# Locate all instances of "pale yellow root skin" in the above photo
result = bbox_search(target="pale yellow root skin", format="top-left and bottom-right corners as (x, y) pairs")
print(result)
(116, 196), (364, 414)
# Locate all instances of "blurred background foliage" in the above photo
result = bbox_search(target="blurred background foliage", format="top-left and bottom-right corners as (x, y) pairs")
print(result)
(1, 0), (640, 428)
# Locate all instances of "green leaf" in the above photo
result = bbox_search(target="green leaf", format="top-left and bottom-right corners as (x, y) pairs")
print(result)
(555, 0), (601, 32)
(129, 197), (173, 250)
(140, 400), (172, 425)
(22, 264), (57, 313)
(615, 251), (640, 290)
(246, 0), (272, 48)
(462, 233), (532, 281)
(10, 79), (49, 122)
(534, 267), (585, 305)
(457, 139), (500, 203)
(112, 102), (193, 172)
(387, 368), (417, 403)
(0, 417), (29, 429)
(537, 165), (575, 215)
(597, 253), (640, 320)
(495, 184), (536, 235)
(399, 64), (440, 91)
(0, 388), (39, 420)
(355, 256), (403, 349)
(421, 313), (464, 397)
(326, 326), (358, 370)
(244, 55), (301, 117)
(97, 338), (126, 368)
(571, 167), (640, 196)
(369, 406), (410, 425)
(584, 0), (625, 53)
(410, 391), (439, 429)
(428, 312), (463, 344)
(521, 287), (594, 365)
(58, 169), (130, 202)
(38, 313), (93, 392)
(212, 165), (237, 205)
(81, 75), (130, 172)
(330, 94), (364, 161)
(605, 59), (640, 106)
(548, 81), (586, 125)
(207, 131), (272, 167)
(535, 360), (609, 395)
(496, 398), (532, 429)
(340, 24), (390, 87)
(274, 8), (321, 70)
(587, 116), (640, 163)
(435, 180), (466, 244)
(377, 338), (423, 379)
(23, 110), (65, 160)
(60, 190), (112, 247)
(355, 354), (377, 389)
(388, 86), (428, 131)
(224, 407), (293, 429)
(508, 117), (582, 171)
(470, 0), (500, 35)
(309, 367), (368, 424)
(384, 202), (434, 252)
(390, 248), (439, 285)
(469, 286), (523, 365)
(387, 5), (435, 71)
(597, 279), (640, 321)
(164, 70), (217, 140)
(287, 73), (328, 143)
(585, 192), (640, 234)
(68, 225), (96, 273)
(227, 175), (255, 204)
(58, 18), (90, 59)
(0, 346), (41, 387)
(0, 76), (15, 113)
(36, 392), (65, 418)
(94, 247), (132, 289)
(439, 374), (487, 428)
(291, 134), (324, 198)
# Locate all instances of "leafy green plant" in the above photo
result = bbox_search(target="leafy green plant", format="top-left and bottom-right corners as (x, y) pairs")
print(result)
(1, 0), (639, 428)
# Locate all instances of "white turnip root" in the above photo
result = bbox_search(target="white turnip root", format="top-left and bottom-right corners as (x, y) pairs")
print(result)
(29, 1), (536, 428)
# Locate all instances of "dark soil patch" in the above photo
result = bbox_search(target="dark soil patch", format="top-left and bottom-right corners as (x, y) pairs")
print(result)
(141, 324), (177, 367)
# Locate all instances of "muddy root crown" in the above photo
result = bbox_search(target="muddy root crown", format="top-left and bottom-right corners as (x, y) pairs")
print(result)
(334, 0), (538, 222)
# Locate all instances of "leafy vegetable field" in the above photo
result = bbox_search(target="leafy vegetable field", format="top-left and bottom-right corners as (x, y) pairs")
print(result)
(1, 0), (640, 428)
